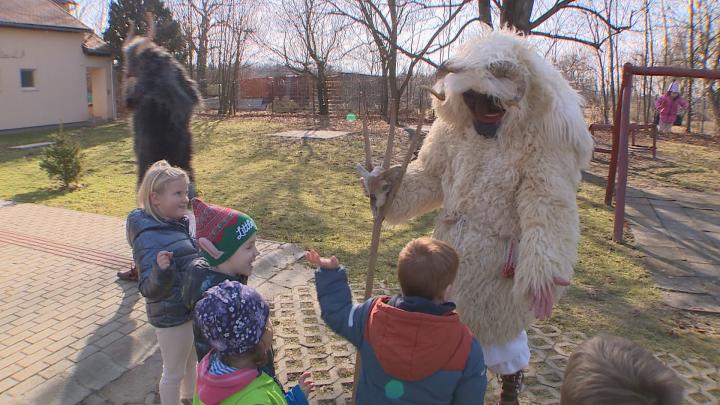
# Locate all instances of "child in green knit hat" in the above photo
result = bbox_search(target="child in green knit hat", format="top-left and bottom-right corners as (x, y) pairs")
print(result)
(182, 198), (275, 377)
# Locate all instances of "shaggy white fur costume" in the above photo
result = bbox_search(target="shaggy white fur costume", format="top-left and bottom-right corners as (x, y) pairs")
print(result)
(384, 32), (593, 346)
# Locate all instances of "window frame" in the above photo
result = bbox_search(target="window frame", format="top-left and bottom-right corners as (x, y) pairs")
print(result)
(20, 68), (36, 90)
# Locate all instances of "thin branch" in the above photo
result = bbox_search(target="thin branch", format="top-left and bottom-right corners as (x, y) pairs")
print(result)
(530, 30), (602, 49)
(530, 0), (575, 30)
(564, 4), (634, 32)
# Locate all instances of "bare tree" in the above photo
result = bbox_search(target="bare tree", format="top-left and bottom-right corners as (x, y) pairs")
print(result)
(213, 0), (255, 115)
(330, 0), (475, 122)
(478, 0), (492, 27)
(698, 0), (720, 135)
(168, 0), (197, 77)
(686, 0), (696, 132)
(268, 0), (348, 122)
(192, 0), (222, 95)
(471, 0), (635, 49)
(641, 0), (655, 123)
(73, 0), (109, 34)
(660, 0), (671, 91)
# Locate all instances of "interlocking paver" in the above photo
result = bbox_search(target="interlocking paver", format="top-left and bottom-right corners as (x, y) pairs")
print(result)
(0, 378), (18, 394)
(17, 349), (52, 368)
(267, 285), (720, 404)
(3, 200), (717, 404)
(626, 187), (720, 313)
(5, 375), (46, 398)
(0, 201), (308, 403)
(11, 361), (49, 382)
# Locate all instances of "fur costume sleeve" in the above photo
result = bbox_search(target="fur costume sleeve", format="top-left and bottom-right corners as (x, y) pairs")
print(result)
(513, 108), (591, 300)
(384, 123), (449, 225)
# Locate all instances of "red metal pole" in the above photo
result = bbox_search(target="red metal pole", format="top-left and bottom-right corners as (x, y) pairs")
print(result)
(613, 64), (634, 243)
(605, 67), (629, 206)
(628, 65), (720, 79)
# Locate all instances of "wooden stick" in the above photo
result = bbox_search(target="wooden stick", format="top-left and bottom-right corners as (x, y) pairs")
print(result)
(361, 92), (373, 172)
(382, 98), (398, 169)
(384, 103), (426, 217)
(362, 102), (425, 299)
(351, 101), (427, 403)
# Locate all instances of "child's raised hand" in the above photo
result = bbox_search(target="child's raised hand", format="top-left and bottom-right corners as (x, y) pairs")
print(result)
(305, 250), (339, 269)
(298, 371), (315, 397)
(156, 251), (174, 270)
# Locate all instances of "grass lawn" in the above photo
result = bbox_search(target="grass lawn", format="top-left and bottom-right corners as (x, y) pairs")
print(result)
(1, 117), (717, 363)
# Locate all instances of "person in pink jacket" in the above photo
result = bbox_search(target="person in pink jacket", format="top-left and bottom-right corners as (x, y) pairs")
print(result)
(655, 81), (688, 133)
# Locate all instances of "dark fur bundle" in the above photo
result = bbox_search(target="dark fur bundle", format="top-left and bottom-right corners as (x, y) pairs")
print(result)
(122, 23), (199, 189)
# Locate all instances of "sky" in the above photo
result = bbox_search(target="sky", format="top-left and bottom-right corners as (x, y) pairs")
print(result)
(71, 0), (703, 81)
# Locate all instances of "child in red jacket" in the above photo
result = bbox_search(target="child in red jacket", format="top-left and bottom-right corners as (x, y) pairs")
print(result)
(307, 238), (487, 405)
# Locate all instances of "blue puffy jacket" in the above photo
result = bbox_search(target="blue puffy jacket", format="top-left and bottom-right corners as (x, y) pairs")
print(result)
(315, 268), (487, 405)
(126, 208), (203, 328)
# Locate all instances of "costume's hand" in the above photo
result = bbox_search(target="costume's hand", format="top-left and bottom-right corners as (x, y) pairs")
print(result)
(156, 251), (174, 271)
(298, 371), (315, 397)
(362, 165), (403, 211)
(305, 250), (339, 269)
(529, 276), (570, 320)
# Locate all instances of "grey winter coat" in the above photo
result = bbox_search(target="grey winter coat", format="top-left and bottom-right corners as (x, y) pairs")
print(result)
(126, 208), (202, 328)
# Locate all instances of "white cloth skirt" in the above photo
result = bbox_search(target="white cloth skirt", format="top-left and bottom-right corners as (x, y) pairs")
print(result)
(481, 329), (530, 375)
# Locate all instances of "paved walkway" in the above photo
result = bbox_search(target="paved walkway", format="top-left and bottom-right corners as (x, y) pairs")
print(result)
(625, 187), (720, 313)
(0, 201), (310, 405)
(0, 202), (718, 404)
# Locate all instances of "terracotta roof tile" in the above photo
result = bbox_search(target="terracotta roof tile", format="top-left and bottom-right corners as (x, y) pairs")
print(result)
(82, 32), (113, 57)
(0, 0), (90, 32)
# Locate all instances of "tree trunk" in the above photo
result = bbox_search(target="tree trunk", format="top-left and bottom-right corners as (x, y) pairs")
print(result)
(380, 62), (389, 119)
(646, 0), (655, 123)
(661, 0), (670, 91)
(478, 0), (492, 28)
(642, 0), (650, 123)
(196, 1), (212, 97)
(387, 0), (400, 125)
(500, 0), (534, 33)
(686, 0), (695, 133)
(595, 50), (609, 123)
(710, 88), (720, 136)
(608, 36), (616, 117)
(316, 67), (329, 117)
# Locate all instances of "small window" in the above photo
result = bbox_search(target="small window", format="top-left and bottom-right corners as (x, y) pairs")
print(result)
(20, 69), (35, 88)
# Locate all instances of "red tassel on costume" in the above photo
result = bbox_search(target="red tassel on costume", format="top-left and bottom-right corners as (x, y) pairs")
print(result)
(502, 241), (516, 278)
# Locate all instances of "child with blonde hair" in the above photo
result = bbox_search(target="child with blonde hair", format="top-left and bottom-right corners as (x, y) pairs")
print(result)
(127, 160), (202, 404)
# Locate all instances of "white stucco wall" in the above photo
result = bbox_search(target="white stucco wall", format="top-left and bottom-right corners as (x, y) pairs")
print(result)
(0, 27), (115, 131)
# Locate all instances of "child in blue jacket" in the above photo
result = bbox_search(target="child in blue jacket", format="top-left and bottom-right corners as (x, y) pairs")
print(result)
(306, 237), (487, 404)
(127, 160), (199, 404)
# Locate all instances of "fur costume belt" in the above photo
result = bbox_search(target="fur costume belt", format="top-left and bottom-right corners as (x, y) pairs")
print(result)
(444, 213), (518, 278)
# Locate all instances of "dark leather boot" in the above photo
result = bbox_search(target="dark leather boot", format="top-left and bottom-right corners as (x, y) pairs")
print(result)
(117, 264), (138, 281)
(498, 370), (524, 405)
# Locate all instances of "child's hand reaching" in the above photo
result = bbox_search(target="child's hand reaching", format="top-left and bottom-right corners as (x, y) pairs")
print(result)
(299, 371), (315, 397)
(305, 250), (339, 269)
(156, 251), (174, 270)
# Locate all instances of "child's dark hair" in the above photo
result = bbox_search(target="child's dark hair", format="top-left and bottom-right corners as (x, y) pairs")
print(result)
(224, 343), (269, 368)
(561, 335), (684, 405)
(397, 238), (459, 300)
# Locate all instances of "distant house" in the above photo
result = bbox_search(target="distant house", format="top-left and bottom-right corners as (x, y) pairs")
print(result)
(0, 0), (116, 132)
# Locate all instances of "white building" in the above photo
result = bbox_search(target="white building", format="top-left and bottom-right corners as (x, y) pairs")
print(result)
(0, 0), (116, 131)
